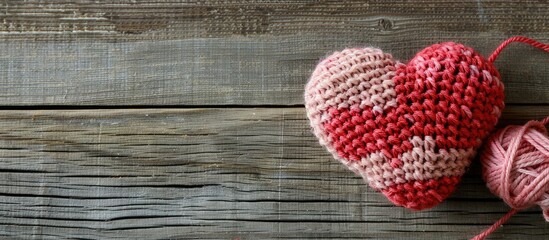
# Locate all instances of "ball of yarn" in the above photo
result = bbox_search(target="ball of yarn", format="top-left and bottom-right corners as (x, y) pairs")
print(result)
(480, 117), (549, 221)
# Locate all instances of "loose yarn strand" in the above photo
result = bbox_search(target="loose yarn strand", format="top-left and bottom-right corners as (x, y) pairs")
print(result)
(471, 209), (518, 240)
(472, 37), (549, 240)
(487, 36), (549, 63)
(542, 116), (549, 125)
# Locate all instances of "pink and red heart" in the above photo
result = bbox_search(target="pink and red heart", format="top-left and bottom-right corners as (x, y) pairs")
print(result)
(305, 42), (504, 210)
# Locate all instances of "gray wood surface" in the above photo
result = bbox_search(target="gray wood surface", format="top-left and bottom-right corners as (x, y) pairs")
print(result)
(0, 0), (548, 239)
(0, 107), (548, 240)
(0, 1), (547, 105)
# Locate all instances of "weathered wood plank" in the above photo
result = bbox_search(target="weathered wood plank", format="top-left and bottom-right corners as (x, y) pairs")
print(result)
(0, 0), (547, 105)
(0, 106), (547, 239)
(0, 36), (548, 106)
(0, 1), (547, 40)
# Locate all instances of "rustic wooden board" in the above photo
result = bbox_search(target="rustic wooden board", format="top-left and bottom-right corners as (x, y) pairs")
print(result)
(0, 0), (547, 41)
(1, 1), (548, 239)
(0, 106), (547, 239)
(0, 0), (547, 105)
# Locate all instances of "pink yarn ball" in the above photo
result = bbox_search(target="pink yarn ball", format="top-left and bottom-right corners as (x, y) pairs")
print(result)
(480, 117), (549, 221)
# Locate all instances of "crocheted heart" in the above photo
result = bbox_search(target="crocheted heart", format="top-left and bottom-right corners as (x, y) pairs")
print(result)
(305, 43), (505, 210)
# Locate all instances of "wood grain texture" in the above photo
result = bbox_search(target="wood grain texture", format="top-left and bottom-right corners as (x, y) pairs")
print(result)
(0, 0), (547, 40)
(0, 106), (548, 239)
(1, 1), (548, 239)
(0, 0), (547, 105)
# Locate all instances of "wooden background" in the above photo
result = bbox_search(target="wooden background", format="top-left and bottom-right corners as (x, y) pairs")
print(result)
(0, 1), (548, 239)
